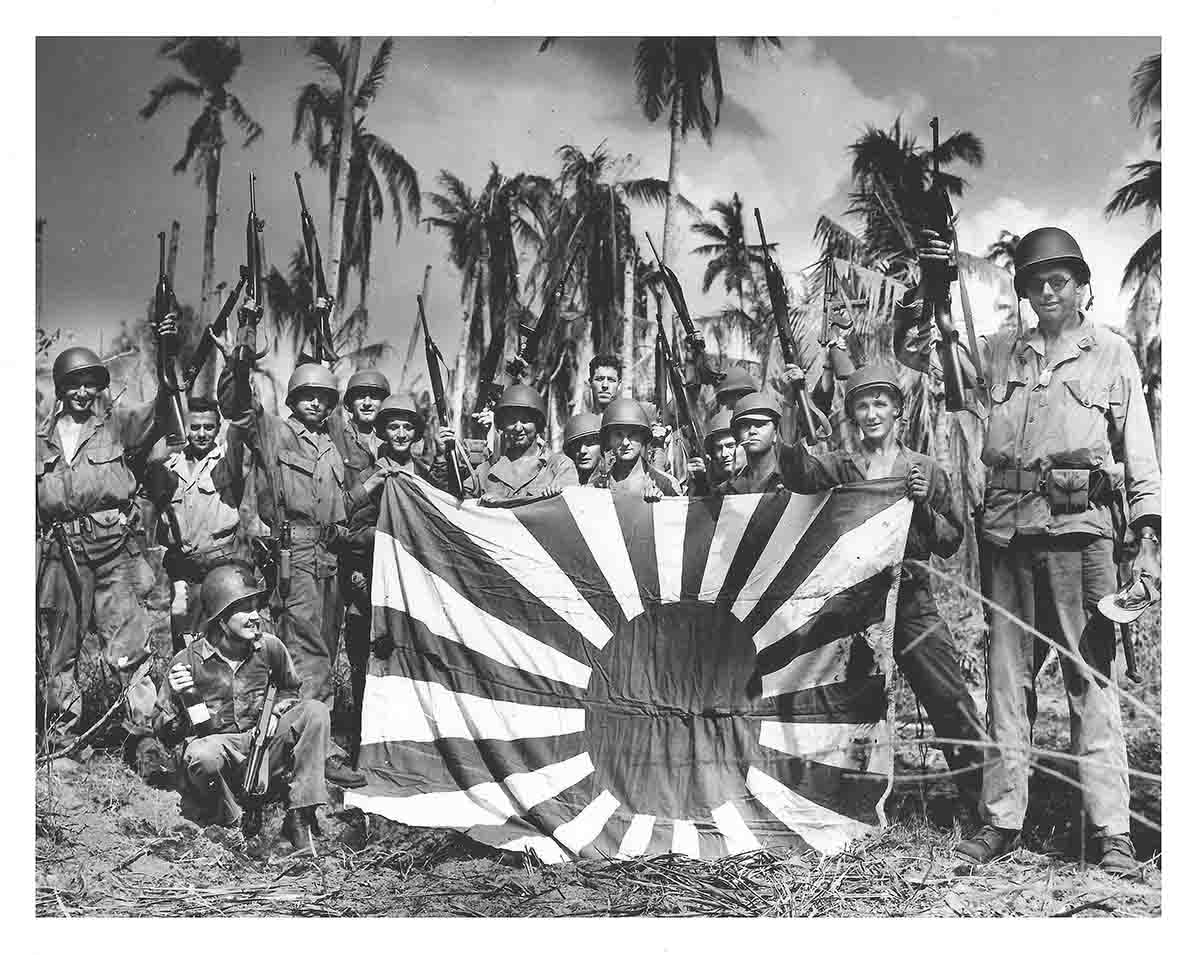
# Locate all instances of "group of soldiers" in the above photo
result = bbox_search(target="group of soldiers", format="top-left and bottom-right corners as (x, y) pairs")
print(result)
(36, 225), (1160, 873)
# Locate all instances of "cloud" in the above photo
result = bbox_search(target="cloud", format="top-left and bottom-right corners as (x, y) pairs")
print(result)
(944, 41), (997, 72)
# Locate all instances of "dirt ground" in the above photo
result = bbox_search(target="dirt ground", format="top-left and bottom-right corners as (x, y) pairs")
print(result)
(34, 586), (1162, 918)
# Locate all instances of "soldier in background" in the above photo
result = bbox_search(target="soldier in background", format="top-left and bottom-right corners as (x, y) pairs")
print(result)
(715, 391), (790, 494)
(36, 341), (172, 753)
(329, 369), (390, 492)
(562, 412), (603, 485)
(684, 410), (736, 496)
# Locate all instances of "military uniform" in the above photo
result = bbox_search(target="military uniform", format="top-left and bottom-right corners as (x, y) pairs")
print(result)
(465, 439), (578, 503)
(588, 456), (681, 496)
(36, 394), (165, 731)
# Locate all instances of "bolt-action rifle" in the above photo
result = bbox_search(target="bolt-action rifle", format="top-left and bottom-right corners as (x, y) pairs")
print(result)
(506, 243), (584, 386)
(294, 173), (339, 365)
(753, 209), (830, 445)
(654, 309), (705, 461)
(417, 294), (470, 497)
(154, 230), (189, 449)
(181, 271), (248, 394)
(645, 232), (724, 387)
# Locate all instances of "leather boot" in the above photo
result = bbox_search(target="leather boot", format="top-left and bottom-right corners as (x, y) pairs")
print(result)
(282, 808), (316, 856)
(1096, 834), (1139, 878)
(324, 754), (367, 788)
(955, 825), (1020, 864)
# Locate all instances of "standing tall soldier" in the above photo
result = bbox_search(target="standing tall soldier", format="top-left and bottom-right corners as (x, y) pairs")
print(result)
(897, 227), (1161, 876)
(36, 338), (173, 751)
(218, 360), (365, 789)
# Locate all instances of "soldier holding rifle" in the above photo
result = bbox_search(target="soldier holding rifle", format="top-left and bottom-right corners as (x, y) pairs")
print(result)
(899, 226), (1161, 876)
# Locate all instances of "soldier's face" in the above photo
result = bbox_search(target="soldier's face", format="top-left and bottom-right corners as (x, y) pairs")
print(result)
(590, 367), (620, 407)
(383, 416), (417, 456)
(60, 371), (106, 414)
(498, 409), (539, 452)
(221, 605), (263, 642)
(349, 390), (386, 426)
(291, 388), (335, 427)
(852, 389), (899, 440)
(711, 434), (737, 476)
(607, 426), (645, 463)
(1024, 266), (1079, 323)
(186, 411), (219, 455)
(736, 417), (777, 455)
(571, 437), (601, 474)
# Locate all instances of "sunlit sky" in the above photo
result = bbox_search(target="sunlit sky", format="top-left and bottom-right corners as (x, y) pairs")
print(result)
(36, 34), (1159, 382)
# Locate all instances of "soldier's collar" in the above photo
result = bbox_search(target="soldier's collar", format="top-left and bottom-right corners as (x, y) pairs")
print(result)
(191, 633), (264, 660)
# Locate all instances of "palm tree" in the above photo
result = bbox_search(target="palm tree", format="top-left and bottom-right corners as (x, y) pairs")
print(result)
(139, 37), (263, 325)
(691, 192), (767, 309)
(293, 37), (421, 334)
(985, 230), (1022, 273)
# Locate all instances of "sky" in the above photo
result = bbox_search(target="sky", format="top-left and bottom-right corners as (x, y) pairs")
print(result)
(36, 35), (1160, 385)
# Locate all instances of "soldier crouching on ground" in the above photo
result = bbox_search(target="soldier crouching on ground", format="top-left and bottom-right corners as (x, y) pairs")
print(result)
(778, 362), (988, 826)
(154, 564), (330, 854)
(589, 398), (680, 500)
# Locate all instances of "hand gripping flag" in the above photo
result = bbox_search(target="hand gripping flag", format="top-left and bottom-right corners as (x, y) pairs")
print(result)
(346, 477), (913, 862)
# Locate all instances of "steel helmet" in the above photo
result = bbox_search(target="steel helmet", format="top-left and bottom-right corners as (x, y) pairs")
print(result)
(715, 366), (758, 402)
(731, 391), (782, 424)
(1012, 227), (1091, 298)
(704, 409), (734, 446)
(494, 383), (546, 427)
(843, 363), (904, 417)
(286, 362), (340, 406)
(342, 368), (391, 405)
(374, 395), (424, 432)
(600, 397), (652, 435)
(53, 346), (109, 393)
(200, 563), (266, 630)
(563, 412), (602, 450)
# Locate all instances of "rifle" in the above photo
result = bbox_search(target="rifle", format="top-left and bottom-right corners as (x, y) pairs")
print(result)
(753, 209), (829, 445)
(234, 173), (268, 375)
(654, 309), (705, 460)
(182, 271), (247, 394)
(417, 294), (469, 496)
(506, 244), (584, 383)
(237, 682), (278, 838)
(924, 117), (983, 413)
(294, 173), (339, 365)
(49, 522), (83, 612)
(154, 230), (189, 449)
(644, 232), (724, 386)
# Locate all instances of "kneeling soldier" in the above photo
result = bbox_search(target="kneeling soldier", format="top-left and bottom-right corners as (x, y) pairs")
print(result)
(153, 564), (332, 854)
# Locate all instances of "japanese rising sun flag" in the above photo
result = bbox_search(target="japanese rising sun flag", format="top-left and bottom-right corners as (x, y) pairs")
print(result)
(346, 476), (913, 862)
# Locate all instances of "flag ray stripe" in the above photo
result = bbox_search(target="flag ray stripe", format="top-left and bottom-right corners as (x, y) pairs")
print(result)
(617, 813), (656, 858)
(345, 751), (595, 828)
(514, 493), (625, 629)
(559, 487), (645, 621)
(697, 495), (760, 601)
(671, 820), (701, 858)
(759, 720), (892, 775)
(423, 490), (613, 649)
(755, 570), (892, 673)
(377, 490), (595, 663)
(680, 496), (722, 599)
(755, 752), (890, 824)
(750, 500), (910, 653)
(745, 766), (874, 855)
(497, 835), (571, 863)
(730, 491), (829, 619)
(714, 491), (797, 606)
(652, 497), (689, 605)
(611, 490), (659, 605)
(711, 801), (761, 855)
(374, 531), (592, 689)
(361, 674), (585, 745)
(356, 733), (585, 797)
(744, 675), (886, 724)
(378, 608), (587, 706)
(739, 482), (908, 637)
(760, 636), (862, 700)
(554, 789), (621, 854)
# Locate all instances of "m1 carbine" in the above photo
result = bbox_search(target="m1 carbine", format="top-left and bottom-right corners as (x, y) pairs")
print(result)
(645, 232), (724, 387)
(753, 209), (829, 445)
(506, 244), (584, 386)
(154, 230), (189, 449)
(181, 270), (247, 395)
(417, 293), (469, 497)
(654, 309), (705, 460)
(237, 682), (278, 838)
(294, 173), (339, 365)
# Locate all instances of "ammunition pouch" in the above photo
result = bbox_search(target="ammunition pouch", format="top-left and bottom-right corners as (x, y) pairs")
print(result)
(1046, 468), (1091, 516)
(463, 438), (490, 468)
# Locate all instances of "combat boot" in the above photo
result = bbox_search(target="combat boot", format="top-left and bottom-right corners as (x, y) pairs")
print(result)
(324, 754), (367, 788)
(282, 808), (317, 856)
(954, 825), (1020, 864)
(1096, 834), (1139, 878)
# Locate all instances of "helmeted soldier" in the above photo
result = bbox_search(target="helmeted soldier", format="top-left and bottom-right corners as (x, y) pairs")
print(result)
(684, 409), (736, 495)
(218, 360), (365, 788)
(562, 412), (602, 485)
(443, 384), (577, 505)
(716, 391), (789, 494)
(36, 338), (173, 750)
(589, 398), (680, 500)
(713, 366), (758, 411)
(328, 368), (390, 492)
(897, 226), (1161, 876)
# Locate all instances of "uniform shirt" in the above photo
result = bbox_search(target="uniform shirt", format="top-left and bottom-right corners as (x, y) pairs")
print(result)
(715, 455), (789, 496)
(35, 395), (160, 559)
(466, 438), (578, 502)
(974, 318), (1160, 544)
(328, 409), (382, 494)
(153, 633), (301, 741)
(148, 442), (243, 558)
(588, 456), (682, 496)
(344, 452), (438, 557)
(779, 441), (964, 562)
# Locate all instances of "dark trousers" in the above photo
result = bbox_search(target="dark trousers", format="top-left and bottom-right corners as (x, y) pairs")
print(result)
(344, 610), (371, 764)
(894, 567), (987, 803)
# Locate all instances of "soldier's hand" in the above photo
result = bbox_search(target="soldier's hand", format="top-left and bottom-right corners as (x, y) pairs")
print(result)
(686, 457), (706, 477)
(349, 570), (368, 593)
(1131, 534), (1161, 599)
(362, 469), (388, 496)
(643, 476), (664, 503)
(541, 480), (563, 499)
(437, 426), (458, 448)
(155, 314), (179, 339)
(781, 363), (806, 386)
(650, 422), (670, 446)
(906, 465), (930, 503)
(917, 228), (954, 267)
(472, 408), (495, 431)
(168, 662), (195, 694)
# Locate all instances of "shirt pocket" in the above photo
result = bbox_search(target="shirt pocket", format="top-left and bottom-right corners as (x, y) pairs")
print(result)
(1050, 378), (1109, 467)
(982, 377), (1027, 469)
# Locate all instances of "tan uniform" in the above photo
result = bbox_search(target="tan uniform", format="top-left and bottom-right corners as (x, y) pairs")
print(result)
(466, 439), (578, 503)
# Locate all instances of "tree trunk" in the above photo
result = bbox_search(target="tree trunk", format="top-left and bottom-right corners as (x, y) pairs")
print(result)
(450, 266), (480, 434)
(621, 254), (635, 397)
(661, 47), (683, 267)
(200, 146), (221, 326)
(327, 36), (362, 329)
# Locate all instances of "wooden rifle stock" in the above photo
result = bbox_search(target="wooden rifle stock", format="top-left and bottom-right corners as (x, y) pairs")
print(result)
(294, 173), (339, 364)
(654, 312), (705, 459)
(238, 682), (278, 837)
(417, 294), (467, 496)
(644, 232), (724, 386)
(926, 117), (968, 413)
(154, 230), (188, 448)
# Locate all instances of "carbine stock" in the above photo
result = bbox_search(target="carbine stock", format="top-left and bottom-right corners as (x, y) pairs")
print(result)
(294, 173), (339, 365)
(154, 230), (188, 448)
(237, 682), (278, 837)
(644, 232), (724, 386)
(417, 294), (469, 497)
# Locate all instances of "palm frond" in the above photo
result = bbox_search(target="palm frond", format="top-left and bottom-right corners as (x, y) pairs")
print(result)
(226, 93), (263, 147)
(634, 38), (672, 123)
(619, 176), (670, 206)
(1104, 160), (1161, 219)
(306, 37), (347, 82)
(139, 75), (205, 120)
(1121, 230), (1161, 292)
(174, 107), (220, 174)
(1130, 53), (1161, 130)
(356, 38), (393, 108)
(361, 131), (421, 235)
